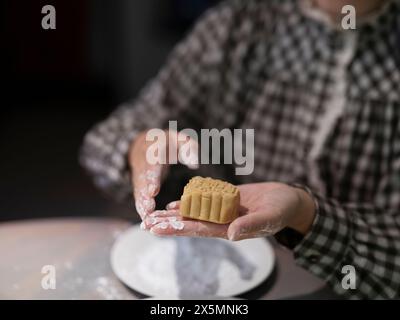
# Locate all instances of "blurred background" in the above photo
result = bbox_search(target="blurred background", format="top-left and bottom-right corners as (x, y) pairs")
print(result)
(1, 0), (221, 222)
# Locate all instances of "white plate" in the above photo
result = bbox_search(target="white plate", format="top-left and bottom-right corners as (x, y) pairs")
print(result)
(111, 226), (275, 298)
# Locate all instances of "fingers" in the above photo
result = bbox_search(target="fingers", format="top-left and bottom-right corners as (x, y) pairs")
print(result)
(227, 211), (284, 241)
(134, 195), (156, 220)
(141, 210), (182, 230)
(140, 199), (181, 219)
(142, 166), (163, 197)
(140, 200), (229, 239)
(139, 201), (181, 229)
(141, 209), (181, 229)
(227, 215), (260, 241)
(165, 201), (180, 210)
(131, 128), (198, 221)
(133, 166), (163, 219)
(149, 217), (229, 239)
(151, 209), (180, 218)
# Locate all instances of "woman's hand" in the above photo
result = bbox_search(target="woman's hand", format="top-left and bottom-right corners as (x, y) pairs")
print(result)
(142, 182), (316, 240)
(129, 129), (199, 220)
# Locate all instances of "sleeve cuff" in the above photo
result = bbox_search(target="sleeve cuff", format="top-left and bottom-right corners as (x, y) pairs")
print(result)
(294, 189), (352, 282)
(276, 183), (353, 283)
(80, 129), (138, 203)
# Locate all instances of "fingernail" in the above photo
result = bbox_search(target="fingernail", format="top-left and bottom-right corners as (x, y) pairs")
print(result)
(228, 229), (240, 241)
(166, 201), (178, 210)
(140, 221), (146, 230)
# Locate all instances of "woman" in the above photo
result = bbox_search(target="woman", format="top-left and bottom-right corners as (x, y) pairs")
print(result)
(80, 0), (400, 298)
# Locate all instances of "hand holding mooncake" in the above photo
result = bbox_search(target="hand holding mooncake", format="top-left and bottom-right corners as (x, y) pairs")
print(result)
(143, 179), (315, 242)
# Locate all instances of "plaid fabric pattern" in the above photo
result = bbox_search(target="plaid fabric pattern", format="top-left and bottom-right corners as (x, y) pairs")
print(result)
(80, 0), (400, 298)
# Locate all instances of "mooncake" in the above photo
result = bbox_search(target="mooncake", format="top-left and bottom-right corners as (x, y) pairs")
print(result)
(179, 176), (240, 224)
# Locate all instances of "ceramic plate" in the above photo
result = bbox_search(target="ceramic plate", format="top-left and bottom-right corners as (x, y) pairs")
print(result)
(111, 225), (275, 298)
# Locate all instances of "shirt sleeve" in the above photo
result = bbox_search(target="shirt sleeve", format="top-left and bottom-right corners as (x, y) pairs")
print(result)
(79, 2), (237, 201)
(284, 159), (400, 299)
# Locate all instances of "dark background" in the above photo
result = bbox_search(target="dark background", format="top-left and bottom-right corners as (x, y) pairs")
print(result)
(1, 0), (220, 222)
